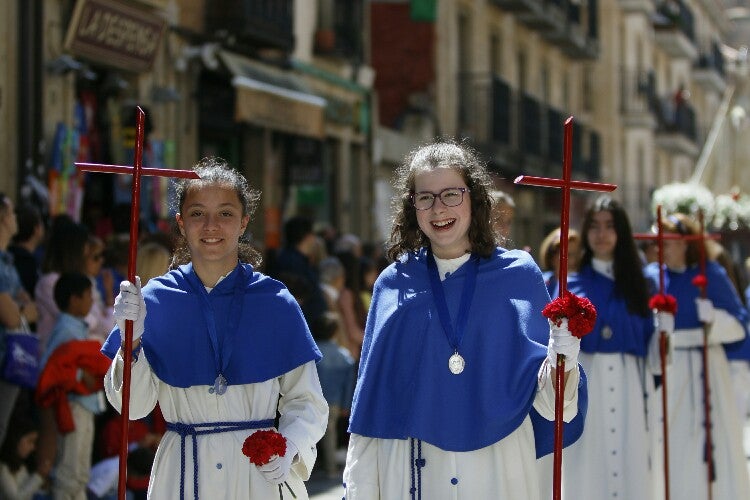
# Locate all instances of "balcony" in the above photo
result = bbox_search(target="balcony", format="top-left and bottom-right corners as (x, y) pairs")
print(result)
(457, 73), (601, 177)
(314, 0), (364, 59)
(620, 68), (658, 128)
(517, 0), (567, 31)
(205, 0), (293, 51)
(618, 0), (655, 15)
(653, 1), (698, 60)
(654, 96), (699, 156)
(541, 0), (599, 59)
(693, 42), (726, 94)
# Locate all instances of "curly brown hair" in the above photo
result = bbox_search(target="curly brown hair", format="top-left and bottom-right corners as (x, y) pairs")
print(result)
(386, 140), (497, 261)
(170, 157), (262, 268)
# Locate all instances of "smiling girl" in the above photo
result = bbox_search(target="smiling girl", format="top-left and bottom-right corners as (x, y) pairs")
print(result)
(343, 141), (588, 499)
(102, 158), (328, 499)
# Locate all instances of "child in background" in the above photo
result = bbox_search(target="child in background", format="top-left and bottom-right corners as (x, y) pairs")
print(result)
(311, 311), (355, 479)
(39, 272), (106, 500)
(0, 414), (50, 500)
(84, 235), (115, 341)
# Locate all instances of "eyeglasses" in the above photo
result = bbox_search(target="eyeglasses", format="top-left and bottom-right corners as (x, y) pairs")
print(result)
(411, 187), (469, 210)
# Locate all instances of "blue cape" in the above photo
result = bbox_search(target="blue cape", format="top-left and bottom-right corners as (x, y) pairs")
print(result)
(644, 261), (748, 331)
(102, 263), (321, 387)
(348, 248), (587, 456)
(565, 265), (654, 356)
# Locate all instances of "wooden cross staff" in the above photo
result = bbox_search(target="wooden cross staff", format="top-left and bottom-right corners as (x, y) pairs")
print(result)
(633, 204), (672, 500)
(76, 106), (200, 500)
(694, 209), (716, 500)
(514, 116), (616, 500)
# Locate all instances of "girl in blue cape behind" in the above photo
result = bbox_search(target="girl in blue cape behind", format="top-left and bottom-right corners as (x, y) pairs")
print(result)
(343, 141), (588, 499)
(101, 158), (328, 499)
(643, 212), (750, 500)
(536, 196), (661, 499)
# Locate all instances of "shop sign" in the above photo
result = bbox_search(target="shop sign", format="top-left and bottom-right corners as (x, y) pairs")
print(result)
(64, 0), (166, 73)
(234, 77), (326, 139)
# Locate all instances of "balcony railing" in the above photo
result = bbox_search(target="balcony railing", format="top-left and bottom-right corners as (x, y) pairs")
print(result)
(653, 0), (698, 60)
(654, 93), (699, 155)
(620, 68), (659, 127)
(541, 0), (599, 59)
(315, 0), (364, 59)
(457, 72), (601, 177)
(205, 0), (293, 51)
(693, 40), (726, 94)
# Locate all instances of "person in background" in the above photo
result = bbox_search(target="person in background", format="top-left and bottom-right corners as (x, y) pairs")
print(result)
(273, 215), (328, 327)
(0, 193), (38, 449)
(84, 235), (115, 341)
(0, 413), (51, 500)
(311, 311), (355, 479)
(39, 272), (105, 500)
(538, 227), (582, 298)
(344, 141), (587, 499)
(539, 196), (659, 499)
(643, 212), (750, 499)
(359, 257), (378, 312)
(136, 241), (172, 285)
(34, 219), (90, 348)
(8, 203), (44, 298)
(102, 158), (328, 499)
(490, 189), (515, 247)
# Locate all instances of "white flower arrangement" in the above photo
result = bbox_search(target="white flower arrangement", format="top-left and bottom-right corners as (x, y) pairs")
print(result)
(651, 182), (716, 223)
(713, 193), (750, 230)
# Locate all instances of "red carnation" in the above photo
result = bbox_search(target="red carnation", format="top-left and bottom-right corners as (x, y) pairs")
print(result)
(649, 293), (677, 314)
(242, 430), (287, 466)
(692, 274), (708, 289)
(542, 291), (597, 338)
(242, 430), (297, 498)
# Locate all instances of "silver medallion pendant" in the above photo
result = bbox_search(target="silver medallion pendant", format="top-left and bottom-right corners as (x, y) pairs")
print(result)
(601, 325), (613, 340)
(213, 374), (228, 395)
(448, 352), (465, 374)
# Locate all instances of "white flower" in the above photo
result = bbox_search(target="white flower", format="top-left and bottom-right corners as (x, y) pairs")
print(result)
(651, 183), (715, 223)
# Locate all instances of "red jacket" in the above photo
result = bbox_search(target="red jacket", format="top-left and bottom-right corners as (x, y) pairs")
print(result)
(35, 340), (110, 433)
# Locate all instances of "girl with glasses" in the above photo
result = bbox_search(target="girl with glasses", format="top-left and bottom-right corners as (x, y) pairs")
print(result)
(343, 141), (588, 499)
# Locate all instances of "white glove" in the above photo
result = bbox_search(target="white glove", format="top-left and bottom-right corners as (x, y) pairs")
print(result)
(257, 440), (297, 484)
(113, 277), (146, 341)
(695, 298), (715, 324)
(655, 311), (675, 335)
(547, 318), (580, 372)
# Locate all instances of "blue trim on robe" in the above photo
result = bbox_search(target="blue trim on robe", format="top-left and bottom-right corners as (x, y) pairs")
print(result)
(348, 247), (587, 456)
(564, 265), (654, 356)
(101, 262), (321, 386)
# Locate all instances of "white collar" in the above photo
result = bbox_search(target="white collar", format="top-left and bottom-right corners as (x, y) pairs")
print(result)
(434, 253), (471, 281)
(592, 258), (614, 280)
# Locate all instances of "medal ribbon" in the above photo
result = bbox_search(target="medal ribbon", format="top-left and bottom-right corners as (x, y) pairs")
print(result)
(182, 263), (245, 391)
(426, 250), (479, 355)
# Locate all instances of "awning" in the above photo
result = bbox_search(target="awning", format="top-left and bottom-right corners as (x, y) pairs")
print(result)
(219, 51), (326, 138)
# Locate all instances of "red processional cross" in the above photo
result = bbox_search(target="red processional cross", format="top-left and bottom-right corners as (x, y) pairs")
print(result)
(514, 116), (616, 500)
(76, 107), (200, 500)
(634, 204), (673, 500)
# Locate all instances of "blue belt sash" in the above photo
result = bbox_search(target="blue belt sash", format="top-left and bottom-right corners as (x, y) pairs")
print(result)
(166, 419), (275, 500)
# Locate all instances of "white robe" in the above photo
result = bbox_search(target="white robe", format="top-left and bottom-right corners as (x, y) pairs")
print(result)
(537, 351), (655, 500)
(664, 312), (750, 500)
(343, 365), (580, 500)
(105, 349), (328, 500)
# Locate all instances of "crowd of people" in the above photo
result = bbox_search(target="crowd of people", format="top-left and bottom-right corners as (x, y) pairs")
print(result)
(0, 141), (748, 499)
